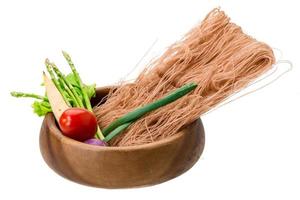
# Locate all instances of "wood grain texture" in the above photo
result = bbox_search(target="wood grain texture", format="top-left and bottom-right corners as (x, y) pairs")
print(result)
(39, 86), (205, 188)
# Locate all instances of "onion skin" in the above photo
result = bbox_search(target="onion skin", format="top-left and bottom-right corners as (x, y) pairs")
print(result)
(84, 138), (107, 146)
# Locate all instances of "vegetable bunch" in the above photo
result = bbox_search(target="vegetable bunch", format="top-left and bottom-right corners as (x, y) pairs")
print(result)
(11, 51), (198, 146)
(11, 54), (96, 117)
(11, 51), (104, 139)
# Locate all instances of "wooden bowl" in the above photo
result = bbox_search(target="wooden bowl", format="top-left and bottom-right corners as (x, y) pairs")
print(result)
(39, 86), (205, 188)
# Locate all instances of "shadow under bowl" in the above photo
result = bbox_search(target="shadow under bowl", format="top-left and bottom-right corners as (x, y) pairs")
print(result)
(39, 86), (205, 188)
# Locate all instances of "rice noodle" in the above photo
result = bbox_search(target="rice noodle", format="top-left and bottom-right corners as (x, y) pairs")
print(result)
(94, 8), (275, 146)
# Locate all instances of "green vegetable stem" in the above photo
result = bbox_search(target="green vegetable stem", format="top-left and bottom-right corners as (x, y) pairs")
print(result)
(45, 59), (71, 107)
(103, 122), (131, 142)
(62, 51), (92, 110)
(102, 82), (197, 141)
(51, 62), (84, 108)
(10, 92), (48, 101)
(11, 52), (103, 140)
(62, 51), (105, 140)
(10, 91), (51, 116)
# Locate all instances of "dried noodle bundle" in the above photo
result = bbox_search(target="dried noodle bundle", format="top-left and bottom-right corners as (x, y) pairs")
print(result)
(94, 8), (275, 146)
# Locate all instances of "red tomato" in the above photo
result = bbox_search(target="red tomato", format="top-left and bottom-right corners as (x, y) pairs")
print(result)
(59, 108), (98, 142)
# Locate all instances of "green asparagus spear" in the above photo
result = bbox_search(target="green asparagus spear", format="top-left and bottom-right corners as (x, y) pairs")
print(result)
(62, 51), (104, 140)
(45, 59), (71, 107)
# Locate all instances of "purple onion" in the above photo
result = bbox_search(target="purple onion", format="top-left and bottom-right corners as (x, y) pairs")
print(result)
(84, 138), (107, 146)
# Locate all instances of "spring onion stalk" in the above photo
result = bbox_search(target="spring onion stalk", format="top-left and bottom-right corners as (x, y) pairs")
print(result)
(45, 59), (71, 107)
(62, 51), (104, 140)
(51, 62), (84, 108)
(10, 92), (48, 101)
(103, 122), (131, 142)
(102, 82), (197, 137)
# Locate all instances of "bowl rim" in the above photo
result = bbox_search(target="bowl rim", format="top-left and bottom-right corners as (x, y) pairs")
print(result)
(45, 113), (200, 152)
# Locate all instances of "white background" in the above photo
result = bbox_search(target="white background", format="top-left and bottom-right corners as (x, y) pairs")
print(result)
(0, 0), (299, 199)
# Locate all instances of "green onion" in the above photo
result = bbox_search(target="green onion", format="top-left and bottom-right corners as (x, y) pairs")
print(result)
(102, 82), (197, 137)
(103, 122), (131, 142)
